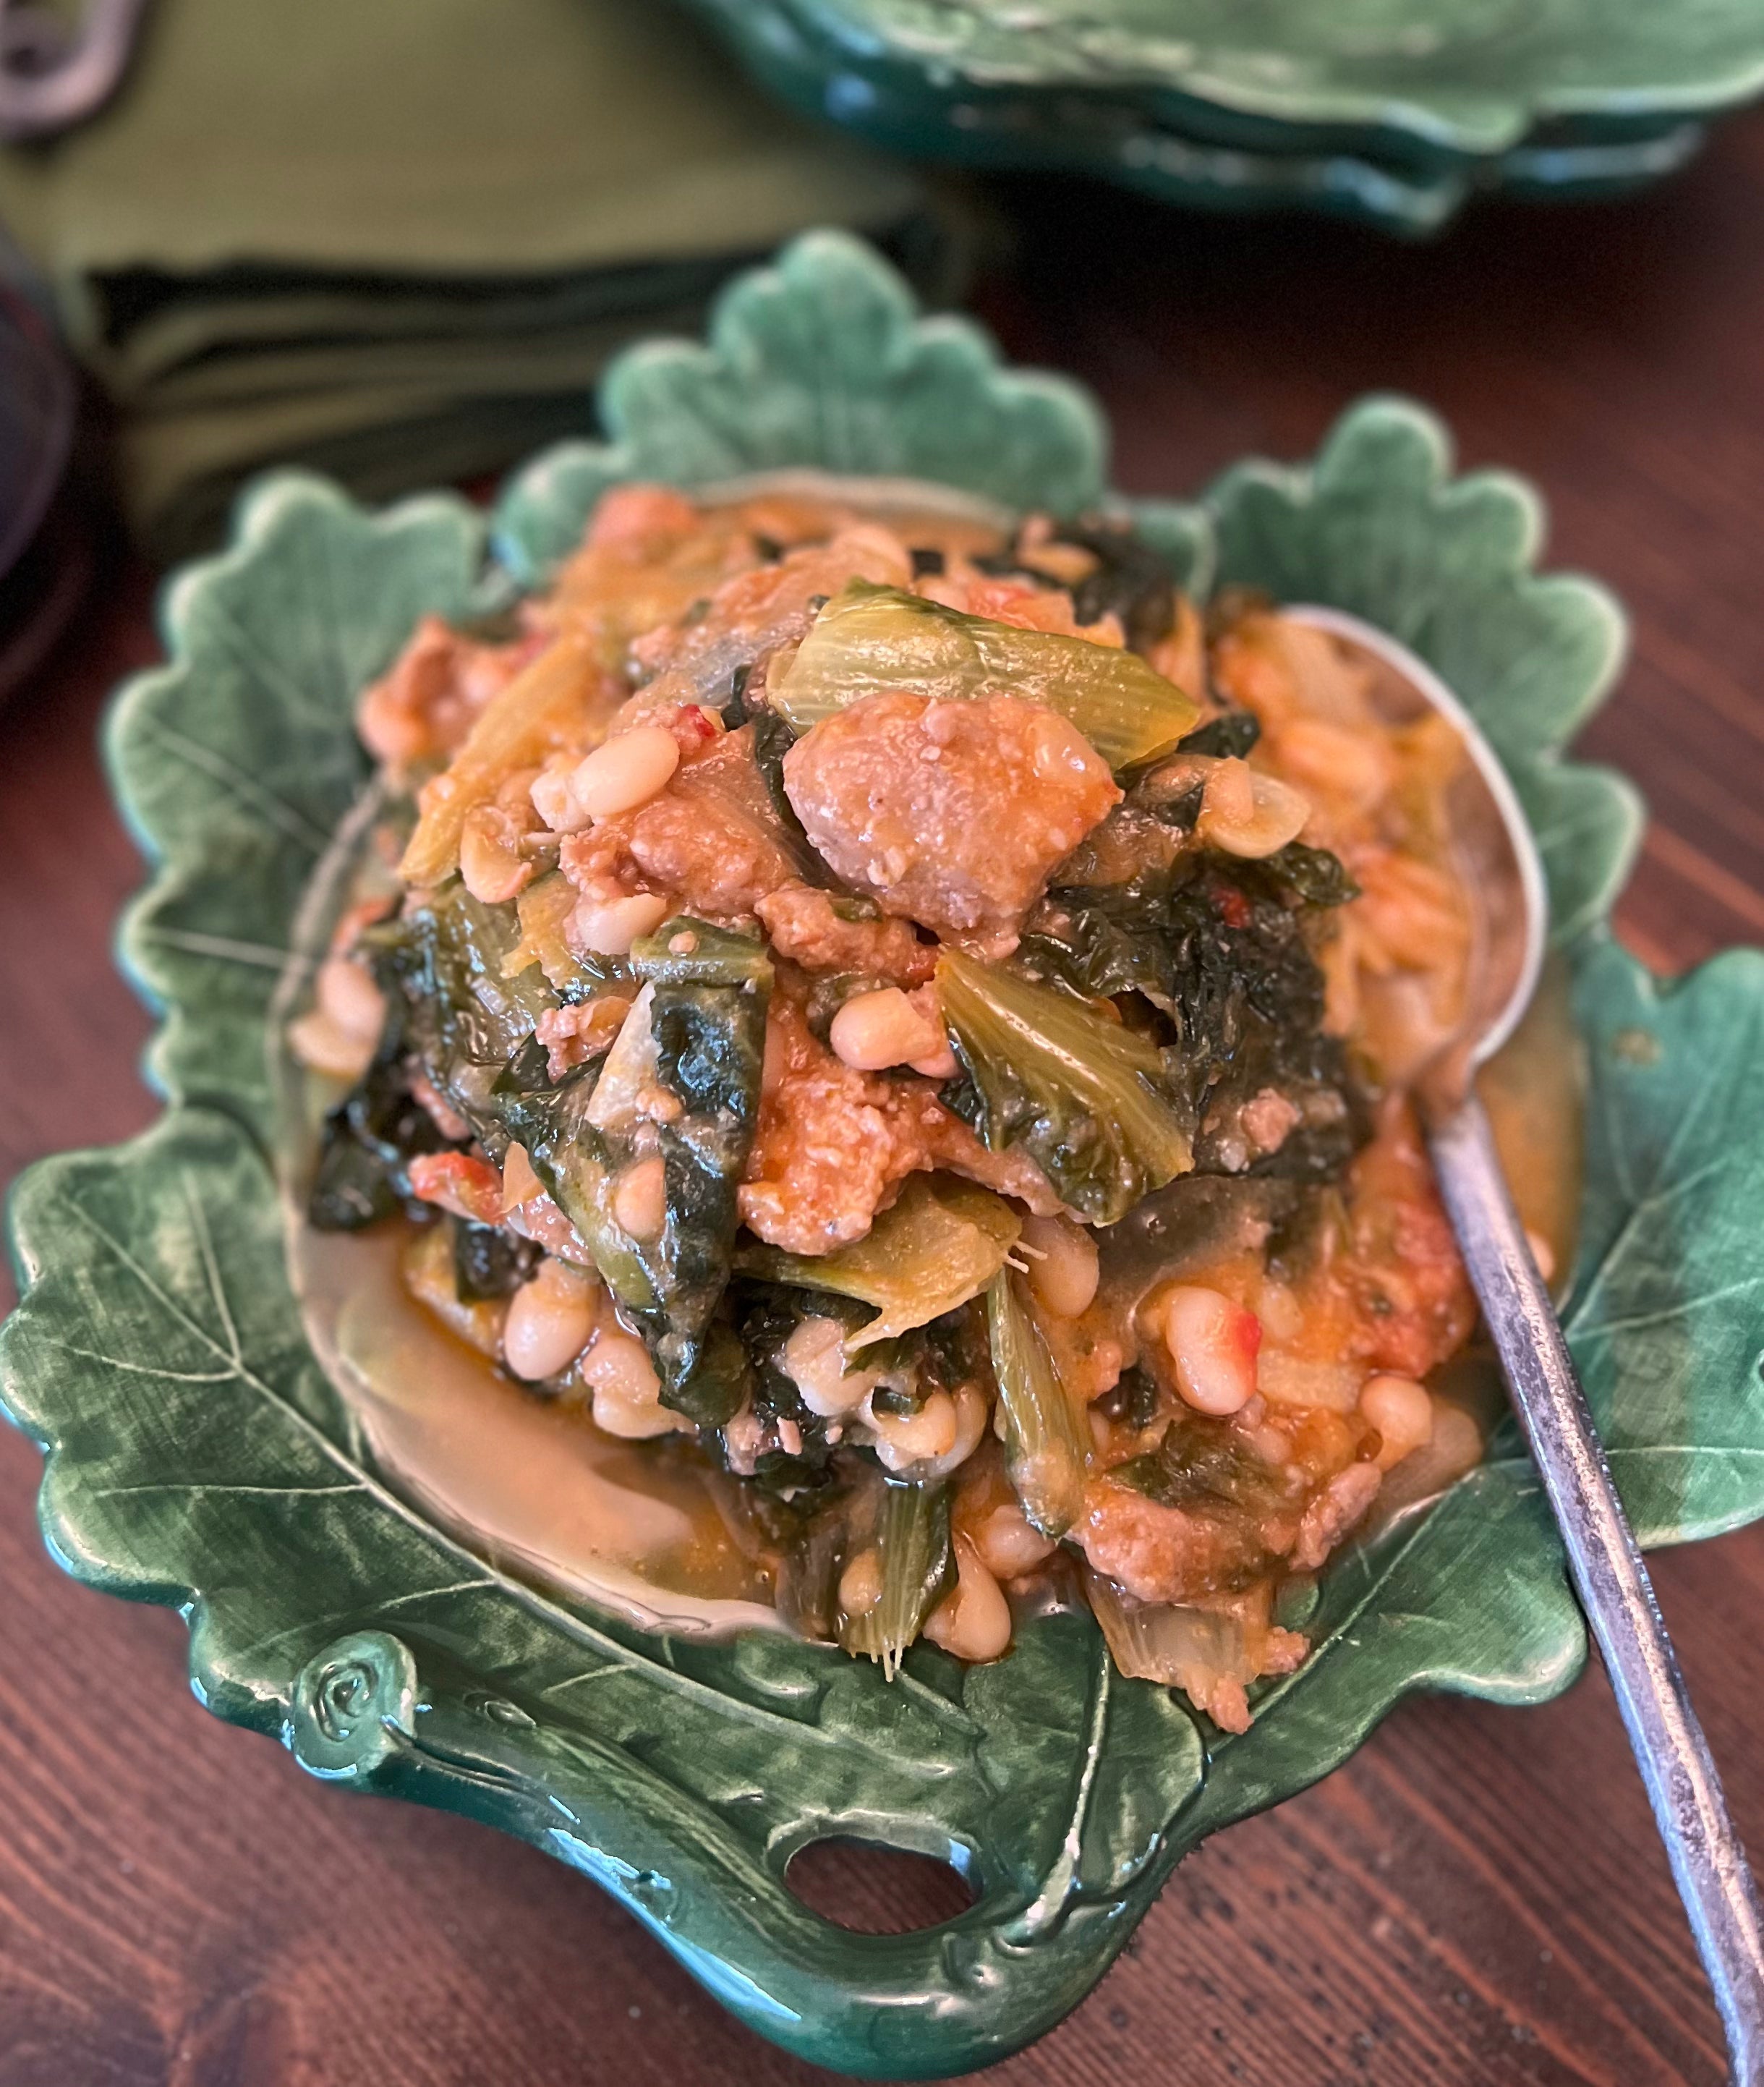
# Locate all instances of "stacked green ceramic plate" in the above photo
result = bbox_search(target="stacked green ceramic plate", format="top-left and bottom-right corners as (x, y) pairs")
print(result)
(684, 0), (1764, 233)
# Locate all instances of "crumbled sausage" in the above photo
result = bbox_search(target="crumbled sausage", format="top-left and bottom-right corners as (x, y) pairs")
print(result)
(535, 997), (633, 1080)
(1339, 1097), (1477, 1380)
(623, 727), (806, 917)
(558, 725), (805, 920)
(738, 996), (1057, 1254)
(1077, 1478), (1277, 1605)
(754, 883), (937, 985)
(357, 616), (541, 768)
(784, 692), (1120, 952)
(1290, 1461), (1382, 1572)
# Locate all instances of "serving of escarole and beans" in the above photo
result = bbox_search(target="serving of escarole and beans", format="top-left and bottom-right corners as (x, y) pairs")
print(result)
(291, 478), (1515, 1731)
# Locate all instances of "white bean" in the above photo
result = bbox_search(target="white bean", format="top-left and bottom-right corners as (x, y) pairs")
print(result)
(929, 1382), (991, 1478)
(1161, 1285), (1262, 1416)
(585, 1330), (677, 1438)
(459, 804), (534, 904)
(923, 1538), (1012, 1663)
(868, 1389), (958, 1468)
(571, 891), (671, 956)
(782, 1316), (876, 1417)
(570, 724), (680, 819)
(909, 1038), (960, 1081)
(1019, 1213), (1100, 1319)
(286, 1008), (375, 1081)
(316, 955), (385, 1042)
(970, 1499), (1056, 1580)
(872, 1382), (989, 1479)
(1198, 758), (1311, 859)
(838, 1548), (883, 1619)
(1359, 1373), (1434, 1470)
(503, 1257), (599, 1381)
(829, 987), (943, 1072)
(530, 758), (589, 833)
(612, 1155), (668, 1241)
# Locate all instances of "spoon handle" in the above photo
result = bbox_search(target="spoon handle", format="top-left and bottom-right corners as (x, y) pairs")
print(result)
(1429, 1094), (1764, 2083)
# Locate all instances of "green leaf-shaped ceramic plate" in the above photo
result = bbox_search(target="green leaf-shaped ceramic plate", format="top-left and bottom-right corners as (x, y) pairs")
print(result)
(686, 0), (1764, 159)
(683, 0), (1739, 234)
(6, 233), (1764, 2079)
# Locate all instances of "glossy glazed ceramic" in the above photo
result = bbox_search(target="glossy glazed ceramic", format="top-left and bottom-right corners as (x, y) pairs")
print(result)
(684, 0), (1764, 231)
(6, 233), (1764, 2077)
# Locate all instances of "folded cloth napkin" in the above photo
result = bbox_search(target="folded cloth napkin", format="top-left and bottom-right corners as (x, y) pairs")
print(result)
(0, 0), (952, 556)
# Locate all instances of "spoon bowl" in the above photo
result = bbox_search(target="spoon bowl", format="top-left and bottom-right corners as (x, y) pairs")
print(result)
(1279, 603), (1764, 2085)
(1284, 604), (1547, 1078)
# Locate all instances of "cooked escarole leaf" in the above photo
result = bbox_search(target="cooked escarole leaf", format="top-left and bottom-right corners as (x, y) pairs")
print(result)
(503, 869), (629, 999)
(839, 1477), (955, 1675)
(375, 878), (559, 1142)
(771, 1463), (955, 1673)
(1045, 517), (1178, 655)
(771, 583), (1202, 772)
(670, 1317), (752, 1432)
(1084, 1568), (1264, 1700)
(735, 1173), (1020, 1348)
(985, 1272), (1089, 1538)
(510, 920), (772, 1400)
(307, 981), (458, 1230)
(489, 1032), (653, 1310)
(1018, 871), (1183, 1014)
(484, 918), (772, 1400)
(1114, 1406), (1301, 1518)
(1020, 843), (1363, 1183)
(630, 916), (775, 990)
(938, 949), (1194, 1225)
(400, 632), (602, 886)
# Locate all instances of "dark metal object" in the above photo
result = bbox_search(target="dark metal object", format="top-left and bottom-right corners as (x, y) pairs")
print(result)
(1432, 1094), (1764, 2083)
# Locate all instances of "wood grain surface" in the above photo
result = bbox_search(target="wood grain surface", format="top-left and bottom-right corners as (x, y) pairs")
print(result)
(4, 109), (1764, 2087)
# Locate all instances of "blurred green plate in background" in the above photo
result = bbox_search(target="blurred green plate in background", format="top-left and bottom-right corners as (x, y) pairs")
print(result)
(683, 0), (1764, 231)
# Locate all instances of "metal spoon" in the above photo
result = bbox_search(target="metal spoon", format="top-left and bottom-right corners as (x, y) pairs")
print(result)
(1285, 605), (1764, 2083)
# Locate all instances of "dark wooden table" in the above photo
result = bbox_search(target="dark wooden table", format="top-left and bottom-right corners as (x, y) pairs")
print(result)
(4, 109), (1764, 2087)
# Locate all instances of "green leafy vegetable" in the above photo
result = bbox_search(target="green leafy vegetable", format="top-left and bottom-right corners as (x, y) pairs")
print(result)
(496, 920), (772, 1400)
(504, 870), (629, 999)
(307, 1013), (455, 1232)
(669, 1317), (751, 1431)
(375, 877), (559, 1144)
(480, 919), (773, 1384)
(451, 1216), (535, 1302)
(1084, 1570), (1258, 1697)
(630, 917), (774, 993)
(728, 1285), (874, 1494)
(747, 707), (819, 869)
(735, 1173), (1020, 1348)
(1115, 1408), (1302, 1518)
(837, 1476), (956, 1676)
(771, 583), (1202, 772)
(986, 1272), (1089, 1537)
(1051, 517), (1179, 654)
(488, 1035), (652, 1308)
(937, 948), (1194, 1225)
(1018, 849), (1363, 1184)
(1176, 710), (1261, 760)
(1262, 841), (1359, 909)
